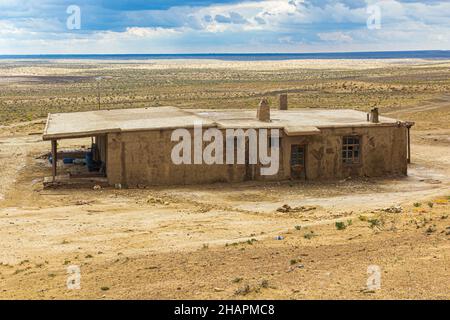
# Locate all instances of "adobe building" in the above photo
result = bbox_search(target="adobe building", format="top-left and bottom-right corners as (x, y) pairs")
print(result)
(42, 97), (414, 187)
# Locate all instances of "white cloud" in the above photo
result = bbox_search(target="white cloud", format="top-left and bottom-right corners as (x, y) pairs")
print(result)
(1, 0), (450, 54)
(0, 21), (25, 35)
(124, 27), (180, 38)
(318, 31), (353, 42)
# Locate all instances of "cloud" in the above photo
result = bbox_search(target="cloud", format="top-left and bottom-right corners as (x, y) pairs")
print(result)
(254, 16), (266, 25)
(214, 12), (247, 24)
(124, 27), (180, 38)
(0, 0), (449, 54)
(215, 14), (232, 23)
(318, 31), (353, 42)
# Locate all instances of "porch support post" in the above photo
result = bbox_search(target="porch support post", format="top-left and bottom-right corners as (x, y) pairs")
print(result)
(407, 126), (411, 164)
(51, 139), (57, 182)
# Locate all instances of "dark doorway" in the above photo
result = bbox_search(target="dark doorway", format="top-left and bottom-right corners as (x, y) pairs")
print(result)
(245, 139), (255, 180)
(290, 145), (306, 179)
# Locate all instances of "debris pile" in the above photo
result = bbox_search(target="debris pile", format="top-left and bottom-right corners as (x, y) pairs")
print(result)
(276, 204), (316, 213)
(75, 200), (93, 206)
(147, 196), (170, 206)
(380, 205), (403, 213)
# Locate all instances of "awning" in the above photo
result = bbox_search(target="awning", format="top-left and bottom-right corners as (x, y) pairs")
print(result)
(283, 126), (321, 136)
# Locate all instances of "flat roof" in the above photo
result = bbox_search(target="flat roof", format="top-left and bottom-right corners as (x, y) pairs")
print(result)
(193, 109), (399, 127)
(192, 109), (401, 135)
(43, 106), (404, 140)
(43, 106), (216, 140)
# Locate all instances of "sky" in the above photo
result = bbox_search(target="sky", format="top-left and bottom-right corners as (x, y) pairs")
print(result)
(0, 0), (449, 54)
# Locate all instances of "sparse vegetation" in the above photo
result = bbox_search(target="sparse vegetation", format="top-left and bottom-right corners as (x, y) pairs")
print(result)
(368, 218), (383, 229)
(426, 225), (437, 234)
(260, 280), (269, 289)
(303, 231), (316, 239)
(232, 277), (243, 283)
(1, 60), (449, 125)
(335, 222), (347, 230)
(235, 284), (251, 296)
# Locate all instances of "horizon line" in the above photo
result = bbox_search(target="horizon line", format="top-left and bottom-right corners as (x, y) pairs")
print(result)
(1, 49), (450, 57)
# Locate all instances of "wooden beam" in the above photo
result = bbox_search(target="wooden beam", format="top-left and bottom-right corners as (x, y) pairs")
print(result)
(51, 140), (57, 182)
(407, 126), (411, 164)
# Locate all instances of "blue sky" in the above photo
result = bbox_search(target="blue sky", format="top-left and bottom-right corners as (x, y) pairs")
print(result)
(0, 0), (449, 54)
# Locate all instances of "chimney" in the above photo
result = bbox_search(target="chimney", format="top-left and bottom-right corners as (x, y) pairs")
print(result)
(257, 98), (270, 122)
(369, 107), (379, 123)
(279, 93), (288, 110)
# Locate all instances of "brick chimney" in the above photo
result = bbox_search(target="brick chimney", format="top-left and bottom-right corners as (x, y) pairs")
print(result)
(369, 107), (379, 123)
(279, 93), (288, 110)
(257, 98), (270, 122)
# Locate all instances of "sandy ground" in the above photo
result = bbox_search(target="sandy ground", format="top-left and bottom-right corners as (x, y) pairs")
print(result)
(0, 62), (449, 300)
(1, 123), (449, 299)
(2, 58), (450, 77)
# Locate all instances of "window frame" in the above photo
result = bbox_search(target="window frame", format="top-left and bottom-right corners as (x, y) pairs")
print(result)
(342, 135), (362, 165)
(290, 144), (306, 166)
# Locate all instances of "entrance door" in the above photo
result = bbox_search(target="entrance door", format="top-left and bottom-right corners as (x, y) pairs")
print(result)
(290, 145), (306, 179)
(244, 139), (255, 181)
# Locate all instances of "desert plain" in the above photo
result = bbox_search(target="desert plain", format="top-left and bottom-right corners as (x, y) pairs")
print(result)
(0, 58), (449, 299)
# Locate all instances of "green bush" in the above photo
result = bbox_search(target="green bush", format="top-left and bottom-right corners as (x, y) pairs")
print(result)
(335, 222), (347, 230)
(368, 218), (382, 229)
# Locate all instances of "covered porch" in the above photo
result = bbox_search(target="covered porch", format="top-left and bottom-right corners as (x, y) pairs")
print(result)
(42, 111), (113, 186)
(44, 135), (108, 186)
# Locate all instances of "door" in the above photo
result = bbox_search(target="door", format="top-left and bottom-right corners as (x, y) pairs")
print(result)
(290, 145), (306, 179)
(244, 139), (255, 181)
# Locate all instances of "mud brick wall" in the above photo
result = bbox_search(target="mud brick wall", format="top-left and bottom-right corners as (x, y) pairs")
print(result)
(282, 125), (408, 180)
(106, 125), (407, 186)
(106, 129), (284, 186)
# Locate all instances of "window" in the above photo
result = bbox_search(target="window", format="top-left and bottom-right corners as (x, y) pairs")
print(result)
(342, 136), (361, 164)
(291, 145), (305, 166)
